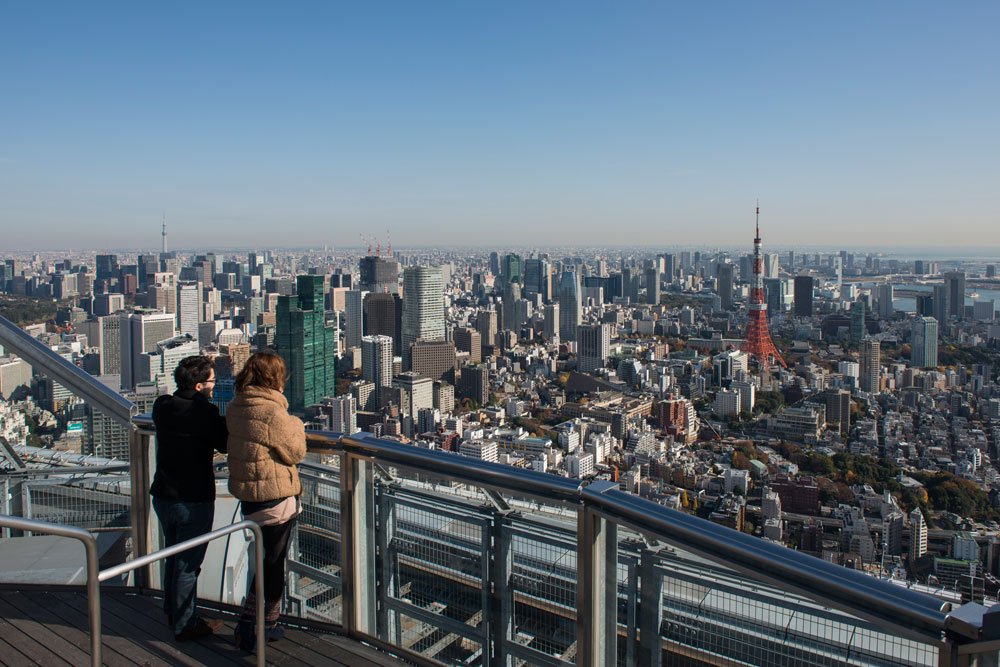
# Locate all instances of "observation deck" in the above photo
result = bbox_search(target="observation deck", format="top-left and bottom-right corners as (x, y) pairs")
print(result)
(2, 314), (1000, 666)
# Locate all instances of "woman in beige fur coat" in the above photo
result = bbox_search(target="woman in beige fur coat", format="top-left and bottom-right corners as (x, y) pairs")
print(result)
(226, 352), (306, 651)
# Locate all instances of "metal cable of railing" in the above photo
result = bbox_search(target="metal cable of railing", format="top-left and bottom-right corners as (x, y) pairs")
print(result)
(0, 315), (136, 427)
(0, 513), (267, 667)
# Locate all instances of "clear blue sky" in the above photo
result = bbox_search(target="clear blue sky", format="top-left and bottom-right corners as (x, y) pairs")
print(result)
(1, 2), (997, 251)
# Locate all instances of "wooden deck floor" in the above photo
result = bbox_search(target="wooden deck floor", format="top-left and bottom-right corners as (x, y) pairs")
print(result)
(0, 589), (410, 666)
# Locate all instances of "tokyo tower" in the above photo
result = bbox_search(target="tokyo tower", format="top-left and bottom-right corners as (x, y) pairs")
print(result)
(741, 204), (786, 371)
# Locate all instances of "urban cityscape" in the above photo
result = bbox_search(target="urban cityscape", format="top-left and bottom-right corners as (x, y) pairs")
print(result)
(2, 221), (1000, 605)
(2, 3), (999, 665)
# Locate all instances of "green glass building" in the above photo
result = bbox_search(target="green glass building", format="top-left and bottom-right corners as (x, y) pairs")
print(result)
(276, 274), (337, 414)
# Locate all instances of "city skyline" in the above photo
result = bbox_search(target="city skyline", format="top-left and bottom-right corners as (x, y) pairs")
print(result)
(2, 2), (998, 250)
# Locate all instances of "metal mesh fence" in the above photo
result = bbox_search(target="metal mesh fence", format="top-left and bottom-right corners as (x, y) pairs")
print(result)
(288, 458), (343, 624)
(20, 473), (131, 532)
(647, 547), (939, 667)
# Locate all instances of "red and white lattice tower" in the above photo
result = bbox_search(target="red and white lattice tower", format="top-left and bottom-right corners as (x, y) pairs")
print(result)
(741, 204), (786, 371)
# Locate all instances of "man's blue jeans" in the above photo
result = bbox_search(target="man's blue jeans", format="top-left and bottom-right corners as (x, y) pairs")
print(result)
(152, 498), (214, 636)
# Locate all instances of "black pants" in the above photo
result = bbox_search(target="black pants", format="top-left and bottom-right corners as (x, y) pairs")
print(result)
(252, 517), (296, 603)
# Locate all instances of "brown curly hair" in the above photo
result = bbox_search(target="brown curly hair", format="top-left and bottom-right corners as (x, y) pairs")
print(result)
(235, 352), (287, 393)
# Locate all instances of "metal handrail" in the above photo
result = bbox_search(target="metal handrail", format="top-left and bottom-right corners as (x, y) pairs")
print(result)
(303, 428), (955, 642)
(0, 515), (101, 662)
(0, 314), (137, 426)
(0, 514), (266, 667)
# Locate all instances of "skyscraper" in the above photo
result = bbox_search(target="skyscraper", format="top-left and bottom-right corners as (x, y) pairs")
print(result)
(932, 283), (950, 324)
(477, 308), (498, 349)
(944, 271), (966, 320)
(362, 334), (393, 404)
(453, 327), (482, 364)
(911, 316), (939, 369)
(120, 310), (176, 390)
(875, 284), (894, 319)
(577, 324), (611, 374)
(176, 281), (201, 340)
(402, 266), (445, 369)
(359, 255), (399, 295)
(276, 274), (338, 414)
(344, 289), (369, 350)
(363, 292), (402, 353)
(793, 276), (814, 317)
(523, 257), (551, 301)
(645, 267), (660, 305)
(910, 509), (927, 561)
(716, 263), (734, 311)
(849, 300), (865, 344)
(860, 338), (880, 393)
(558, 270), (581, 342)
(501, 253), (522, 284)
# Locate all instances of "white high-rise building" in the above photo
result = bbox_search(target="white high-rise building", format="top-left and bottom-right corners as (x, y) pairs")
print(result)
(120, 310), (176, 390)
(362, 335), (393, 403)
(402, 266), (445, 368)
(176, 281), (202, 340)
(324, 395), (358, 434)
(909, 509), (927, 561)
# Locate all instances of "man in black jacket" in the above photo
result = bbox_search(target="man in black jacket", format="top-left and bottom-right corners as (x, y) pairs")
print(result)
(151, 355), (228, 641)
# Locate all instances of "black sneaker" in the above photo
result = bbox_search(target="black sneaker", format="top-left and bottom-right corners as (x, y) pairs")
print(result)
(175, 617), (223, 641)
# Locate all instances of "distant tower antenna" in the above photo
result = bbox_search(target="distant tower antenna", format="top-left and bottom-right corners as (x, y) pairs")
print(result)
(386, 228), (391, 256)
(161, 214), (168, 253)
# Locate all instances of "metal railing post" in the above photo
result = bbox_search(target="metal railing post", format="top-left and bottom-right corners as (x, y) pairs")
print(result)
(376, 480), (398, 644)
(341, 451), (376, 638)
(637, 547), (664, 667)
(577, 481), (618, 667)
(129, 425), (154, 587)
(489, 510), (514, 667)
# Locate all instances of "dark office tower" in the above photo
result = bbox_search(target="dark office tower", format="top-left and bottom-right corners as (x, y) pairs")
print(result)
(663, 254), (676, 281)
(987, 264), (997, 279)
(137, 254), (158, 291)
(849, 300), (865, 344)
(359, 255), (400, 295)
(793, 276), (814, 317)
(275, 275), (337, 414)
(402, 266), (445, 369)
(489, 252), (501, 277)
(501, 281), (521, 331)
(764, 278), (784, 319)
(944, 271), (966, 320)
(645, 267), (660, 305)
(364, 292), (402, 353)
(477, 309), (498, 350)
(523, 258), (551, 301)
(716, 263), (734, 311)
(911, 316), (939, 368)
(915, 294), (934, 317)
(454, 327), (482, 364)
(457, 364), (489, 406)
(825, 389), (852, 435)
(502, 253), (522, 284)
(248, 251), (261, 276)
(558, 270), (581, 341)
(410, 339), (457, 383)
(96, 254), (119, 283)
(330, 271), (352, 288)
(933, 284), (950, 324)
(787, 250), (795, 269)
